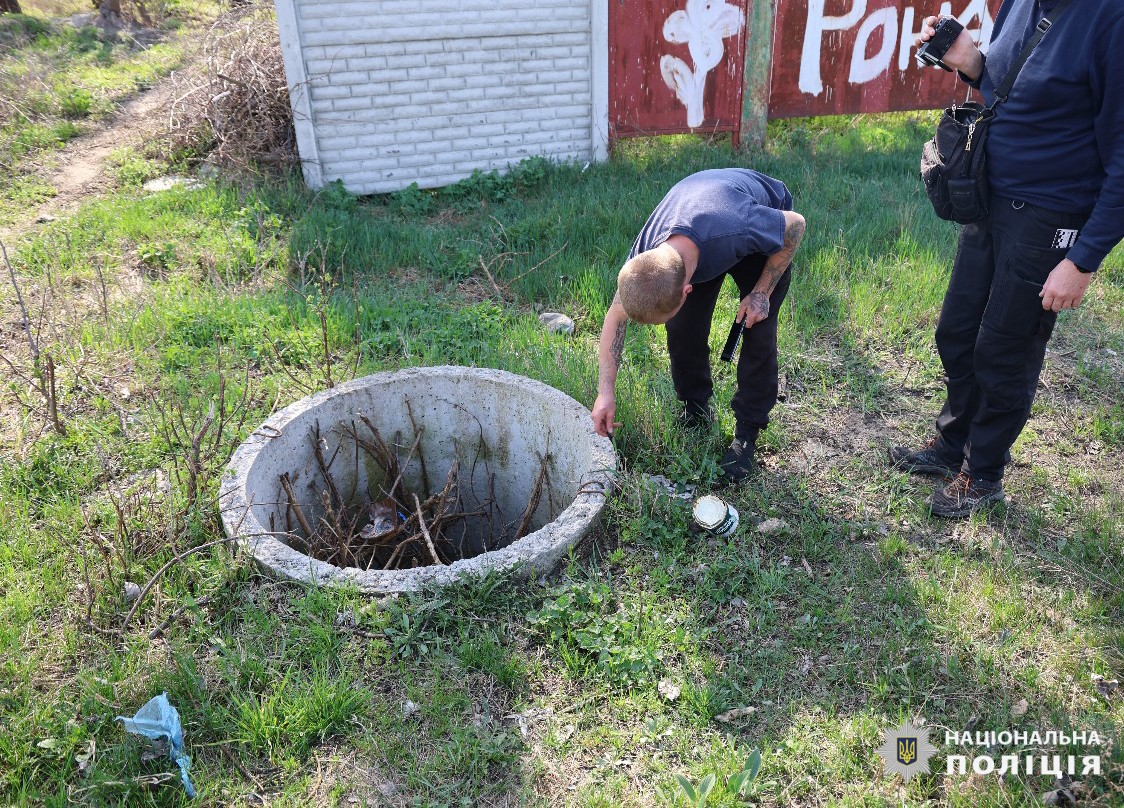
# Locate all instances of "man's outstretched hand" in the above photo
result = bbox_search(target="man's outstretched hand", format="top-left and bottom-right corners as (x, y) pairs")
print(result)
(591, 393), (620, 437)
(737, 291), (770, 329)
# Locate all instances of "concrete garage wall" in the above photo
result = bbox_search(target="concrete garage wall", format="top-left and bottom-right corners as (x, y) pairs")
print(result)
(274, 0), (610, 194)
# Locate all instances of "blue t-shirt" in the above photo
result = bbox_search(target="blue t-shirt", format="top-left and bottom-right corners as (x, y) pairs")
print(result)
(629, 169), (792, 285)
(979, 0), (1124, 268)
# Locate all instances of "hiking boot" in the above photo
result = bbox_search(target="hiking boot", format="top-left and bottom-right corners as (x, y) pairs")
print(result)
(719, 435), (756, 484)
(929, 471), (1005, 518)
(889, 436), (961, 477)
(678, 399), (715, 431)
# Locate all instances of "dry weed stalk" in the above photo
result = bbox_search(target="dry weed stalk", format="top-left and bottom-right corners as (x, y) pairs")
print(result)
(277, 404), (557, 572)
(152, 342), (252, 517)
(475, 239), (568, 303)
(263, 249), (362, 394)
(78, 346), (257, 638)
(167, 4), (297, 172)
(1, 239), (67, 436)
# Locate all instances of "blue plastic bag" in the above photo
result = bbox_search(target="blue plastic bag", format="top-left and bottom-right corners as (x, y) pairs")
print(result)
(116, 692), (196, 799)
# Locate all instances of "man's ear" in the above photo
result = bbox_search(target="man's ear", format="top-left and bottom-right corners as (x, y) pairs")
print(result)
(682, 283), (693, 299)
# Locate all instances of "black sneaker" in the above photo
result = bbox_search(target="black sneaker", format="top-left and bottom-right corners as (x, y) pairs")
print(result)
(719, 436), (756, 484)
(678, 399), (715, 431)
(889, 436), (961, 477)
(929, 472), (1005, 518)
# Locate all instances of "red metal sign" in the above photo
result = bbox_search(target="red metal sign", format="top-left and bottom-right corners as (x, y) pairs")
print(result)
(609, 0), (752, 139)
(769, 0), (1003, 119)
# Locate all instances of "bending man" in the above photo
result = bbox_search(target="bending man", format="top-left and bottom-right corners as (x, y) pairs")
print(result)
(591, 168), (806, 484)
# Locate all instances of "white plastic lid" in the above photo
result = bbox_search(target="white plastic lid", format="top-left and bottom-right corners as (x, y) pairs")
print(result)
(693, 495), (728, 529)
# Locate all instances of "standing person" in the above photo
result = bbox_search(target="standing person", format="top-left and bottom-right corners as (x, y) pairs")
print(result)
(894, 0), (1124, 517)
(591, 168), (806, 484)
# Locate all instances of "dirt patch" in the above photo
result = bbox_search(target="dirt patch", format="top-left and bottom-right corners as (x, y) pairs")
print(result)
(304, 747), (403, 807)
(0, 13), (192, 246)
(31, 78), (177, 224)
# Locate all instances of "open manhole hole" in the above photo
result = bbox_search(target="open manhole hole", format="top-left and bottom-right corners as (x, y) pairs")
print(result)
(219, 367), (616, 594)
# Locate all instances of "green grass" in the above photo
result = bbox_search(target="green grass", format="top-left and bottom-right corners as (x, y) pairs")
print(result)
(0, 113), (1121, 807)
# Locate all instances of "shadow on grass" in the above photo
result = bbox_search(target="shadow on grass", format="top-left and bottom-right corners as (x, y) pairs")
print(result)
(596, 468), (1124, 804)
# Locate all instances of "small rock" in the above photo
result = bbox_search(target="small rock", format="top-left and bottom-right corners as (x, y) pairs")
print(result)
(1092, 673), (1120, 699)
(75, 739), (95, 774)
(402, 700), (420, 718)
(1011, 698), (1029, 717)
(538, 312), (575, 335)
(554, 723), (575, 743)
(757, 518), (789, 535)
(1042, 788), (1078, 806)
(123, 582), (141, 602)
(641, 473), (694, 500)
(657, 679), (681, 702)
(197, 161), (222, 180)
(35, 214), (56, 224)
(714, 706), (756, 723)
(142, 176), (202, 193)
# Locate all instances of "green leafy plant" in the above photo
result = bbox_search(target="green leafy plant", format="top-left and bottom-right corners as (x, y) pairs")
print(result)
(381, 597), (448, 659)
(669, 751), (762, 806)
(675, 773), (715, 807)
(389, 182), (436, 216)
(137, 240), (178, 274)
(58, 86), (93, 118)
(527, 581), (659, 684)
(727, 750), (763, 797)
(317, 179), (358, 212)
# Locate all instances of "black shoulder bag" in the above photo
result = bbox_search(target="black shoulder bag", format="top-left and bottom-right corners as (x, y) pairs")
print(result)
(920, 0), (1072, 224)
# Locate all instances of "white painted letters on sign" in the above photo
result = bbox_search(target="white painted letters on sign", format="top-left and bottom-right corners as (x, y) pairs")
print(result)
(799, 0), (995, 97)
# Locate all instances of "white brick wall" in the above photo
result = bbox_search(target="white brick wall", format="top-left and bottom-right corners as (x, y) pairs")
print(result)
(275, 0), (609, 194)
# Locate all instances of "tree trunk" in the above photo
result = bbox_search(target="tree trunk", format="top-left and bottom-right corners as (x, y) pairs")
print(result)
(0, 0), (23, 14)
(97, 0), (122, 27)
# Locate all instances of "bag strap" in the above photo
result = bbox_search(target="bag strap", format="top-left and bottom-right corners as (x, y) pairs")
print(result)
(989, 0), (1073, 108)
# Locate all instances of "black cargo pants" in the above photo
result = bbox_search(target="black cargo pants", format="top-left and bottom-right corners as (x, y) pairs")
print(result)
(664, 253), (791, 437)
(933, 198), (1088, 481)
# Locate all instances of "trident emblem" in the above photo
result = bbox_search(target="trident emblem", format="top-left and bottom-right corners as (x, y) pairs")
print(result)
(897, 737), (917, 765)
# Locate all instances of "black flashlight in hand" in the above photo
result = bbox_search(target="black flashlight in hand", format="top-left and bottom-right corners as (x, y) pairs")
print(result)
(720, 316), (746, 362)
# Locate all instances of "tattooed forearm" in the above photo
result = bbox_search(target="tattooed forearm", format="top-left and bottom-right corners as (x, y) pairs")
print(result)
(597, 294), (629, 396)
(782, 216), (805, 253)
(755, 214), (804, 298)
(609, 319), (627, 366)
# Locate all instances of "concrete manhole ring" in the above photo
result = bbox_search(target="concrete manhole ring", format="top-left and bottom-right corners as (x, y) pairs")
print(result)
(219, 366), (616, 594)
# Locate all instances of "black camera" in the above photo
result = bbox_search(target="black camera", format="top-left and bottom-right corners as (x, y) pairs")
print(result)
(916, 17), (964, 72)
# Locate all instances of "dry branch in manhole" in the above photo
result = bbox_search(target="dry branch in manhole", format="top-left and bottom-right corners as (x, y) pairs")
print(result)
(276, 400), (556, 571)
